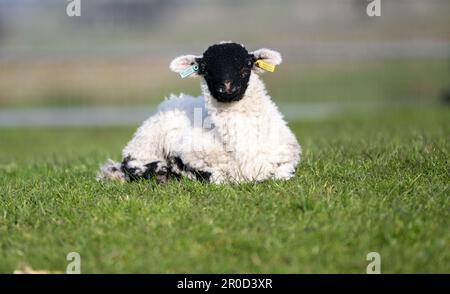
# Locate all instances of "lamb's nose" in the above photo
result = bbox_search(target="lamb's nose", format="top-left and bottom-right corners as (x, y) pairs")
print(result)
(218, 81), (239, 94)
(224, 81), (232, 92)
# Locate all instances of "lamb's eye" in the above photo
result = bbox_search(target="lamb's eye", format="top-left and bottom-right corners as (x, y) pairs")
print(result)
(240, 69), (249, 78)
(200, 64), (208, 75)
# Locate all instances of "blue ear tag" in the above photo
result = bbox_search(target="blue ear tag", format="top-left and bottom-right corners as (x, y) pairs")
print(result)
(179, 64), (199, 78)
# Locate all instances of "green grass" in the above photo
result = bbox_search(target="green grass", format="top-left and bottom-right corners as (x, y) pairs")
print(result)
(272, 60), (450, 104)
(0, 105), (448, 273)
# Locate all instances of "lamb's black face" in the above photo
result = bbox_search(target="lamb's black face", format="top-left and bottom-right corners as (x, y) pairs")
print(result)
(197, 43), (255, 103)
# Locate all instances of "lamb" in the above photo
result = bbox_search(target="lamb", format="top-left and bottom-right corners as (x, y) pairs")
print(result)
(97, 41), (301, 184)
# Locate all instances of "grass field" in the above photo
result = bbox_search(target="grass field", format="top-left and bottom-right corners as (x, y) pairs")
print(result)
(0, 104), (448, 273)
(1, 60), (448, 107)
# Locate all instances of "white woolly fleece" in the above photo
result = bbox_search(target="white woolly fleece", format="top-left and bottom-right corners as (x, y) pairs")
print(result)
(97, 69), (301, 184)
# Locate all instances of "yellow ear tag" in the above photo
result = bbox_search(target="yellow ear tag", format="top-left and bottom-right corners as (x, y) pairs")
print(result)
(255, 60), (276, 72)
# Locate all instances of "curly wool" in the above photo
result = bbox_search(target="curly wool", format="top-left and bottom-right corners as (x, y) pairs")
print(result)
(97, 46), (301, 184)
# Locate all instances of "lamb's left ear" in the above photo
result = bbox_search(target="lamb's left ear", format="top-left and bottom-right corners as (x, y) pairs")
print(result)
(169, 54), (202, 78)
(251, 48), (282, 66)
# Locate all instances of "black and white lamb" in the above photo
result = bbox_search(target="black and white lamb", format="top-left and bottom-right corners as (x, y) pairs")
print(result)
(97, 41), (301, 184)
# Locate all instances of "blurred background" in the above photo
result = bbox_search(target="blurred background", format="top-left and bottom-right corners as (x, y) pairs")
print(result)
(0, 0), (449, 126)
(1, 0), (449, 274)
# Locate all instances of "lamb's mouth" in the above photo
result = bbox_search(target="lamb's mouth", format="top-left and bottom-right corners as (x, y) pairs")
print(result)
(214, 92), (244, 103)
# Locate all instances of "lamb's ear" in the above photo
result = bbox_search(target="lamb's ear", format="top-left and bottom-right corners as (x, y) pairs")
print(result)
(251, 48), (282, 73)
(169, 55), (202, 78)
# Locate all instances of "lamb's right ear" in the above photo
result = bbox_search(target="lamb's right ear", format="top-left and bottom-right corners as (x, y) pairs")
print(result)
(169, 55), (202, 78)
(250, 48), (282, 73)
(251, 48), (282, 65)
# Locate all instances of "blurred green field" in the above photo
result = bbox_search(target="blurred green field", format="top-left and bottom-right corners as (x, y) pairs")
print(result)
(0, 105), (448, 273)
(0, 60), (448, 107)
(1, 0), (449, 276)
